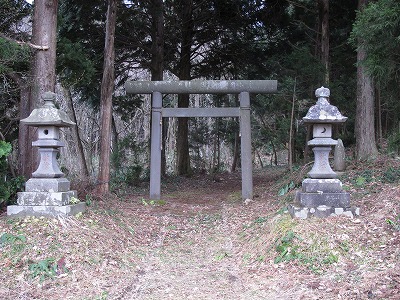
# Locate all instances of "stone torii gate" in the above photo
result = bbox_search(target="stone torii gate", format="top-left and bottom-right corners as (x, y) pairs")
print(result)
(125, 80), (278, 200)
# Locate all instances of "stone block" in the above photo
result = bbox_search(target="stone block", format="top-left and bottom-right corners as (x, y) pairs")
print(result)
(32, 148), (64, 178)
(308, 137), (337, 146)
(301, 178), (344, 193)
(314, 205), (333, 218)
(313, 124), (332, 138)
(334, 139), (346, 171)
(7, 202), (86, 218)
(307, 146), (338, 179)
(342, 210), (354, 218)
(298, 191), (350, 208)
(354, 207), (360, 216)
(17, 190), (77, 206)
(25, 178), (70, 192)
(288, 204), (309, 219)
(334, 207), (344, 215)
(344, 206), (360, 217)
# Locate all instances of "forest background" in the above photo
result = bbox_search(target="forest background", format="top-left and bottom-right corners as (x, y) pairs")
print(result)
(0, 0), (400, 205)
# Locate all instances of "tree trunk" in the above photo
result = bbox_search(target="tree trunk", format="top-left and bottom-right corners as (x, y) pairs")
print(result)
(96, 0), (117, 194)
(376, 86), (382, 144)
(176, 0), (193, 175)
(288, 79), (296, 171)
(23, 0), (58, 178)
(150, 0), (164, 80)
(230, 129), (239, 173)
(150, 0), (166, 175)
(304, 124), (312, 163)
(8, 73), (30, 177)
(256, 149), (264, 169)
(63, 87), (90, 179)
(111, 114), (118, 155)
(271, 140), (278, 166)
(355, 0), (378, 160)
(87, 115), (97, 175)
(318, 0), (329, 85)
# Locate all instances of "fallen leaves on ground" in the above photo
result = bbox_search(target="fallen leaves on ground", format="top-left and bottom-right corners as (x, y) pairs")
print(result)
(0, 157), (399, 299)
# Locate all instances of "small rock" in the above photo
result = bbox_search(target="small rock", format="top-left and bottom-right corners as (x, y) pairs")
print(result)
(342, 211), (354, 218)
(244, 198), (253, 205)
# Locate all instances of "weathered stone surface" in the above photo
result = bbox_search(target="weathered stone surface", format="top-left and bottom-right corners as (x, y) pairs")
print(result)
(313, 124), (332, 138)
(32, 139), (64, 147)
(8, 91), (80, 219)
(342, 210), (354, 218)
(344, 206), (360, 217)
(334, 138), (346, 171)
(32, 148), (64, 178)
(38, 126), (60, 140)
(125, 80), (278, 94)
(334, 207), (344, 215)
(7, 202), (86, 218)
(302, 178), (343, 193)
(308, 146), (337, 179)
(288, 204), (309, 219)
(289, 87), (352, 219)
(20, 92), (75, 127)
(303, 87), (347, 124)
(308, 138), (337, 146)
(25, 178), (70, 192)
(17, 190), (76, 206)
(297, 191), (350, 208)
(314, 205), (334, 218)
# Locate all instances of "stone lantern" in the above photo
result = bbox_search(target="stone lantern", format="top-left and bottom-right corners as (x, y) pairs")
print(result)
(288, 87), (359, 219)
(7, 92), (86, 217)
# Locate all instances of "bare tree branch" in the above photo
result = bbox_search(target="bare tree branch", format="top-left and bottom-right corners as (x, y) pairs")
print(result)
(0, 33), (49, 50)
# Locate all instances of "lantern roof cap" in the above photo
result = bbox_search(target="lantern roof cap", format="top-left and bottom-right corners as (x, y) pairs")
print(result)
(20, 92), (75, 127)
(303, 87), (347, 124)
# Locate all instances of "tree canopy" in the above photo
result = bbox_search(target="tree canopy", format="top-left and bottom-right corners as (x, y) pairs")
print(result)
(0, 0), (399, 194)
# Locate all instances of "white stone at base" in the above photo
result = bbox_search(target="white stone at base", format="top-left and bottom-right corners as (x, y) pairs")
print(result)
(288, 203), (360, 219)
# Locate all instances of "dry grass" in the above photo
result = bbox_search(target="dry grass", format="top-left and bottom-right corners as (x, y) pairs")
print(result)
(1, 156), (400, 299)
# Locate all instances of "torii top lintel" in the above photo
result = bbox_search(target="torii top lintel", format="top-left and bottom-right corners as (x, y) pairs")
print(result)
(125, 80), (278, 94)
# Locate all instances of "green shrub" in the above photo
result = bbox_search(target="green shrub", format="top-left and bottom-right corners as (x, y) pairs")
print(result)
(29, 258), (58, 282)
(388, 130), (400, 154)
(382, 167), (400, 183)
(0, 141), (25, 207)
(125, 165), (143, 186)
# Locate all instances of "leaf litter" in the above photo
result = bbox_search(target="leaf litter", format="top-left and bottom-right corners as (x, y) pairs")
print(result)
(0, 157), (399, 299)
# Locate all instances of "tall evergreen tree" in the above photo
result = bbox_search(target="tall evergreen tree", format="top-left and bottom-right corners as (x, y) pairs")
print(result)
(318, 0), (329, 85)
(351, 0), (400, 141)
(354, 0), (379, 160)
(20, 0), (59, 178)
(0, 0), (32, 148)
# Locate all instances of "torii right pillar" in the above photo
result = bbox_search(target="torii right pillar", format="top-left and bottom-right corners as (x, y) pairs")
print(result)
(289, 87), (360, 219)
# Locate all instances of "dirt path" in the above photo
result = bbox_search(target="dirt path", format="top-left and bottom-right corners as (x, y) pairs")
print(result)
(1, 166), (400, 299)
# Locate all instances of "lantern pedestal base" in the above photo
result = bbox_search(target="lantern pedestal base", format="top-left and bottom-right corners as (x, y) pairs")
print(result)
(17, 190), (77, 206)
(288, 178), (359, 219)
(25, 178), (71, 192)
(7, 202), (86, 218)
(8, 188), (86, 218)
